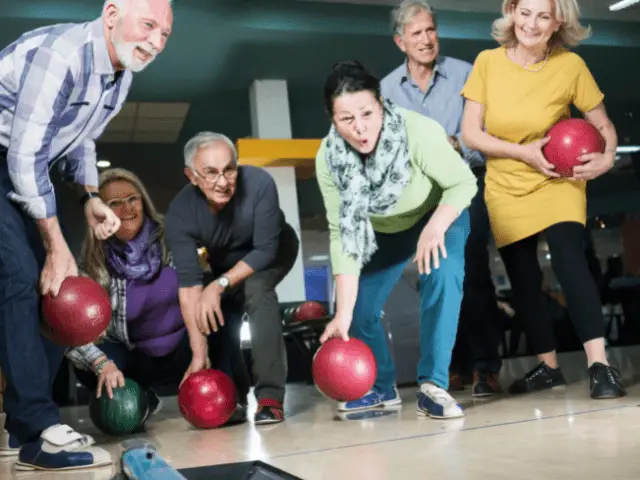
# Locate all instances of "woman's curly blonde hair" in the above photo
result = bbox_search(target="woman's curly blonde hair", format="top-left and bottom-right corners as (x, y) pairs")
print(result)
(492, 0), (592, 49)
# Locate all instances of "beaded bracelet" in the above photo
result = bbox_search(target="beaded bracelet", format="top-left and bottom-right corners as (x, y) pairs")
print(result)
(94, 358), (111, 375)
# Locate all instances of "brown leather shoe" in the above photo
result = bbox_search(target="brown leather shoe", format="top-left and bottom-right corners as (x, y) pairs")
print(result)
(472, 371), (502, 397)
(449, 372), (470, 392)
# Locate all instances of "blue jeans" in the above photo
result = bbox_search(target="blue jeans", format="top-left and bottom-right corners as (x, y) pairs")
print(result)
(0, 154), (66, 444)
(351, 208), (470, 392)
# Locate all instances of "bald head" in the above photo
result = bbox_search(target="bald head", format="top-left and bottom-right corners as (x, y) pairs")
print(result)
(104, 0), (173, 12)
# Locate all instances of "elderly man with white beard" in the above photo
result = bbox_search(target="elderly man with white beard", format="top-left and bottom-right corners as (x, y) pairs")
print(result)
(0, 0), (173, 470)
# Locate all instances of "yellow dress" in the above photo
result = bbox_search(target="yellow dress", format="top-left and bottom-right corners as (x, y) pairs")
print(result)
(461, 46), (605, 248)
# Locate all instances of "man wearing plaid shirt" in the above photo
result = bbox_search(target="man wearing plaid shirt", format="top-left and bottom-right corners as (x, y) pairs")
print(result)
(0, 0), (173, 470)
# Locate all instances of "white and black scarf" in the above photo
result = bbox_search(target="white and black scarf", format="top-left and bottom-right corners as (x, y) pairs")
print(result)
(324, 99), (411, 266)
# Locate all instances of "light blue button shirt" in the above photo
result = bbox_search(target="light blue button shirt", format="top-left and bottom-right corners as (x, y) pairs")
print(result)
(380, 56), (485, 168)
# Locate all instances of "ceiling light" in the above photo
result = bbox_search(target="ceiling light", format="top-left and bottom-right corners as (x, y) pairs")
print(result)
(617, 146), (640, 154)
(308, 254), (329, 261)
(609, 0), (640, 11)
(97, 160), (111, 168)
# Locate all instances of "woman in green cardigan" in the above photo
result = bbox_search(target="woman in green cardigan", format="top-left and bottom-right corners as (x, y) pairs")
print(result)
(316, 61), (477, 419)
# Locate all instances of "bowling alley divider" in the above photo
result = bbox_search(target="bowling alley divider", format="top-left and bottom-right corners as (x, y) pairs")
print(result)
(0, 368), (5, 413)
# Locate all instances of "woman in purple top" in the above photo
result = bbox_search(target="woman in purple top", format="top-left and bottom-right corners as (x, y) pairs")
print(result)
(65, 168), (250, 421)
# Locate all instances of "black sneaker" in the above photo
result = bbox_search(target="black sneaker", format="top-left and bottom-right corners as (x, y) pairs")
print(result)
(147, 389), (162, 415)
(226, 404), (248, 426)
(589, 363), (626, 399)
(254, 399), (284, 425)
(472, 371), (503, 397)
(509, 362), (566, 394)
(135, 389), (162, 432)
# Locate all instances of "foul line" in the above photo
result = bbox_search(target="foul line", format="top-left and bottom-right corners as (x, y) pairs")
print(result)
(271, 404), (633, 460)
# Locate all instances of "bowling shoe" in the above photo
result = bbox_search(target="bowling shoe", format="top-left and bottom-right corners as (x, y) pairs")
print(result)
(337, 387), (401, 412)
(472, 371), (503, 397)
(147, 389), (163, 416)
(254, 399), (285, 425)
(416, 383), (464, 419)
(227, 404), (248, 425)
(508, 362), (566, 395)
(0, 429), (19, 457)
(15, 424), (112, 471)
(589, 363), (626, 399)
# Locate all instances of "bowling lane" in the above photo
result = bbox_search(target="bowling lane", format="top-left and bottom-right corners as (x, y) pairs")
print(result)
(1, 345), (639, 479)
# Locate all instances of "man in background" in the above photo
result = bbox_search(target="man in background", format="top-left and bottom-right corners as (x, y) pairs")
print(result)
(381, 0), (504, 397)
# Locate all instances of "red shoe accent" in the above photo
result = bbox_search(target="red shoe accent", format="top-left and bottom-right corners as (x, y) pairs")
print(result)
(258, 398), (283, 409)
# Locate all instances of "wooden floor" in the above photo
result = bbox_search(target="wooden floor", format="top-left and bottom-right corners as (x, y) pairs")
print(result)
(2, 345), (640, 479)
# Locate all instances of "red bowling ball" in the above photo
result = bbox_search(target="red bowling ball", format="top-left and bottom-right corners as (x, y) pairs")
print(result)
(543, 118), (605, 177)
(41, 276), (111, 347)
(312, 337), (377, 402)
(294, 301), (328, 321)
(178, 369), (237, 429)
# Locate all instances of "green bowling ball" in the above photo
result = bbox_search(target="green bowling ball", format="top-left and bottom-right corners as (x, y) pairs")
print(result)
(89, 378), (150, 436)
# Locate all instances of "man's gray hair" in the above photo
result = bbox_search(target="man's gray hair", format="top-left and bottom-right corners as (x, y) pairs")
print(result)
(183, 132), (238, 168)
(391, 0), (437, 37)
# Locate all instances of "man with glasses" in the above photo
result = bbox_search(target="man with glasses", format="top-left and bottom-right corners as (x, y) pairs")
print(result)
(379, 0), (504, 401)
(165, 132), (299, 425)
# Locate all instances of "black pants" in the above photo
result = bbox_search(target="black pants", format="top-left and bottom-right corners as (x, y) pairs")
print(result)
(451, 171), (503, 374)
(213, 222), (299, 403)
(0, 153), (67, 444)
(499, 221), (605, 355)
(74, 306), (251, 404)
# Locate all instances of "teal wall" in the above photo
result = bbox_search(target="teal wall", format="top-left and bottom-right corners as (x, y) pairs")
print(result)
(2, 0), (640, 217)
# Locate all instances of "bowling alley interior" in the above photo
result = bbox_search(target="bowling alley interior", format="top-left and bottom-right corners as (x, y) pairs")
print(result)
(3, 0), (640, 479)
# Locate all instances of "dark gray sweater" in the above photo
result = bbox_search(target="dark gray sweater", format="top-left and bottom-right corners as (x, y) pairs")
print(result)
(165, 165), (286, 288)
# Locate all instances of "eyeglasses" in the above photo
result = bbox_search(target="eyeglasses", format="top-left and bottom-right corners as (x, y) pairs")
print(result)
(105, 194), (142, 209)
(192, 167), (238, 184)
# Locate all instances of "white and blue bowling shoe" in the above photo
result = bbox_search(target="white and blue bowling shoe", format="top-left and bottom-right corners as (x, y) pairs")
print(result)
(16, 424), (112, 471)
(337, 387), (402, 412)
(416, 382), (465, 419)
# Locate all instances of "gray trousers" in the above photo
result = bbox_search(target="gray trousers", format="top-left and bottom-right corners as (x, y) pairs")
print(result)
(215, 223), (299, 403)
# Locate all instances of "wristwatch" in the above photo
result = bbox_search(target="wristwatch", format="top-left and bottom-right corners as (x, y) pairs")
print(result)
(216, 276), (230, 291)
(80, 191), (101, 205)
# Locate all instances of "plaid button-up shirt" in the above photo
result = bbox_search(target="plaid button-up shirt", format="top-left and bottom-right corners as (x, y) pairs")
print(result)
(0, 18), (132, 219)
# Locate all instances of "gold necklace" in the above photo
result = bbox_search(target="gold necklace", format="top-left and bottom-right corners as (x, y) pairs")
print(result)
(510, 47), (550, 72)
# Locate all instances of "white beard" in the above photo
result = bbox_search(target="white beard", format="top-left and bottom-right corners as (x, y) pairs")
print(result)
(112, 23), (158, 72)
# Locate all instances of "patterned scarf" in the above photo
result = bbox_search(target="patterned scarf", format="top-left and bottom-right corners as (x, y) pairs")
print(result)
(104, 216), (163, 282)
(324, 99), (411, 266)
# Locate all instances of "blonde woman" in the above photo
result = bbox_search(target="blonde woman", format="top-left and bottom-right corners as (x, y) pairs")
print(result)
(65, 169), (250, 420)
(461, 0), (624, 398)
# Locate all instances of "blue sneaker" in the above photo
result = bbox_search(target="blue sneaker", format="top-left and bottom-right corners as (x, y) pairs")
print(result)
(15, 424), (112, 471)
(337, 387), (402, 412)
(417, 383), (465, 419)
(0, 429), (19, 457)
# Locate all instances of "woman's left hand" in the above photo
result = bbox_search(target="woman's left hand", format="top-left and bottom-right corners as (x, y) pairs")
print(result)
(572, 151), (615, 181)
(414, 223), (447, 276)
